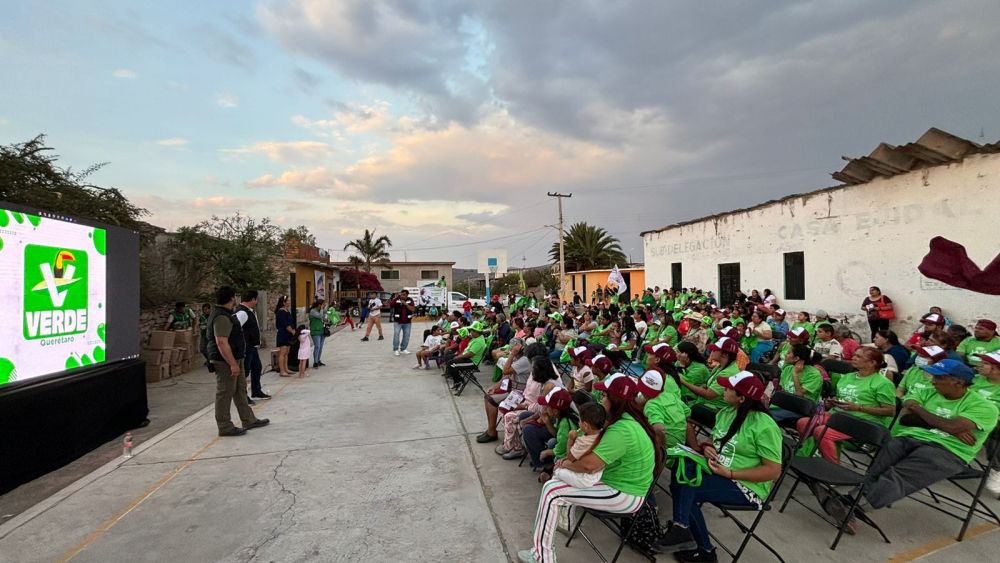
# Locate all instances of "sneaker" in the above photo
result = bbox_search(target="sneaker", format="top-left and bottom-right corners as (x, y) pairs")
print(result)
(401, 349), (410, 355)
(673, 548), (718, 562)
(503, 449), (525, 460)
(394, 350), (400, 356)
(822, 495), (856, 535)
(412, 365), (423, 370)
(495, 444), (511, 455)
(247, 398), (257, 406)
(517, 550), (538, 563)
(658, 523), (696, 552)
(987, 469), (1000, 496)
(251, 393), (272, 400)
(218, 427), (247, 437)
(378, 335), (384, 340)
(361, 336), (369, 342)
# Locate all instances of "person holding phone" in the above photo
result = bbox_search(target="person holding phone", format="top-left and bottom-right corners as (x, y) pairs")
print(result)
(658, 371), (782, 561)
(795, 347), (896, 463)
(360, 292), (384, 341)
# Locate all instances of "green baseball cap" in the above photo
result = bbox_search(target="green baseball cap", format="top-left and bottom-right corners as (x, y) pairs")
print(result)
(457, 327), (470, 338)
(469, 321), (486, 332)
(547, 312), (563, 322)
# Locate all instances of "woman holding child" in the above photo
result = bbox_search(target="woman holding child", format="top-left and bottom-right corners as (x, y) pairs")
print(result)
(518, 373), (662, 563)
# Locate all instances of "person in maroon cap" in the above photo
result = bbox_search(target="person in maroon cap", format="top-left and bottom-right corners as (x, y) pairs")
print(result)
(519, 373), (661, 563)
(523, 387), (579, 474)
(659, 372), (782, 562)
(957, 319), (1000, 367)
(972, 352), (1000, 495)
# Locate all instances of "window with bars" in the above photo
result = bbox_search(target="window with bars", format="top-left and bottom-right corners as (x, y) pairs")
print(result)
(420, 270), (439, 280)
(380, 270), (400, 280)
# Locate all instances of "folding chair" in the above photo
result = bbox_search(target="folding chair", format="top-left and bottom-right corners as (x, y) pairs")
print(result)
(703, 441), (795, 563)
(453, 355), (488, 396)
(907, 427), (1000, 541)
(778, 412), (891, 550)
(688, 404), (717, 441)
(747, 362), (781, 383)
(565, 471), (662, 563)
(820, 359), (854, 376)
(768, 390), (817, 445)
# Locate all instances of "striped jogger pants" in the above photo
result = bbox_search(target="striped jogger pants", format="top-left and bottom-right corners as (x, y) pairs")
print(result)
(531, 478), (644, 563)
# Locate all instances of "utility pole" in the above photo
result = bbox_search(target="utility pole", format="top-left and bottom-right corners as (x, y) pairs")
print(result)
(547, 192), (572, 302)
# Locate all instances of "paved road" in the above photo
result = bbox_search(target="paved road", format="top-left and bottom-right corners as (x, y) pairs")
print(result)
(1, 322), (999, 562)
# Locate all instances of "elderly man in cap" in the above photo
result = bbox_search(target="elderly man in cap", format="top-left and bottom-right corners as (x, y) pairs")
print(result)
(958, 319), (1000, 366)
(444, 321), (488, 392)
(828, 359), (998, 525)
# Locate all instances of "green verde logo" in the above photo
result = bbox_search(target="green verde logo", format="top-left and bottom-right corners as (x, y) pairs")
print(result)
(23, 244), (89, 339)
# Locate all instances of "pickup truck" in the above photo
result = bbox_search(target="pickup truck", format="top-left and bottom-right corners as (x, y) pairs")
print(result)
(448, 291), (487, 313)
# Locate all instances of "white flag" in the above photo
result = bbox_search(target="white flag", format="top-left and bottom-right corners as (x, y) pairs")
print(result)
(608, 265), (627, 295)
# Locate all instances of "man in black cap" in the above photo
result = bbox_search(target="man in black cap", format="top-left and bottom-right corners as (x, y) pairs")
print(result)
(207, 286), (269, 437)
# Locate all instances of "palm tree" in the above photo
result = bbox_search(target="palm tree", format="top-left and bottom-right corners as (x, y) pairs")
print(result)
(343, 228), (393, 273)
(549, 222), (626, 272)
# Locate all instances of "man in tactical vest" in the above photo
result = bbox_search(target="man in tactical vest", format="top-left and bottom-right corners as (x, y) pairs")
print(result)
(207, 286), (269, 436)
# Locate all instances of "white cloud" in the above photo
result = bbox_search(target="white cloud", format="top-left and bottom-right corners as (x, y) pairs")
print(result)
(247, 167), (370, 198)
(215, 93), (239, 108)
(112, 68), (137, 79)
(156, 137), (189, 147)
(292, 101), (390, 138)
(221, 140), (334, 163)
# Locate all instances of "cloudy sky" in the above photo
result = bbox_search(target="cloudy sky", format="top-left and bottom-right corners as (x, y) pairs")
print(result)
(3, 0), (999, 267)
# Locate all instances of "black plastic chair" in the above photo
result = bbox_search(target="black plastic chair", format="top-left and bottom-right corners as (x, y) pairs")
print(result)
(820, 359), (854, 376)
(565, 472), (661, 563)
(747, 362), (781, 383)
(778, 412), (891, 550)
(908, 427), (1000, 540)
(769, 390), (818, 444)
(703, 441), (796, 563)
(688, 404), (718, 439)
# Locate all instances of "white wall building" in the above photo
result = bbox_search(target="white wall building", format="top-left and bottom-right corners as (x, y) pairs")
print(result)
(641, 128), (1000, 334)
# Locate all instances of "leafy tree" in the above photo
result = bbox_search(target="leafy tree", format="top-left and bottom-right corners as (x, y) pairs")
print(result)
(548, 222), (626, 272)
(0, 135), (147, 227)
(340, 269), (383, 291)
(343, 228), (392, 272)
(282, 225), (316, 247)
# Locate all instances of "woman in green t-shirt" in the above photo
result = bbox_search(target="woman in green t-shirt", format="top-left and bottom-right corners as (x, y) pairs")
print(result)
(795, 347), (896, 463)
(896, 345), (948, 399)
(771, 344), (824, 425)
(676, 341), (711, 401)
(681, 337), (740, 410)
(520, 373), (661, 563)
(659, 371), (783, 561)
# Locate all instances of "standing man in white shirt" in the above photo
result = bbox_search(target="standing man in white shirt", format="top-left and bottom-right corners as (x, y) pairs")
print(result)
(361, 292), (384, 342)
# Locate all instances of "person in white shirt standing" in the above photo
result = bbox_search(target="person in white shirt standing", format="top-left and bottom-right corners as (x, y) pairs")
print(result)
(361, 292), (384, 342)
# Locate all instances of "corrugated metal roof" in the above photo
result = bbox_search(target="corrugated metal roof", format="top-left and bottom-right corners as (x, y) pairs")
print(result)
(640, 128), (998, 237)
(831, 127), (999, 185)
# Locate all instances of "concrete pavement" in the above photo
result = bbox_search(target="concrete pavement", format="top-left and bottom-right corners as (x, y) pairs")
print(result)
(1, 321), (999, 562)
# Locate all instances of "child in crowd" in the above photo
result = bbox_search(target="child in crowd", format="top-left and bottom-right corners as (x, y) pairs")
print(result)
(553, 402), (607, 488)
(415, 326), (444, 370)
(297, 325), (311, 378)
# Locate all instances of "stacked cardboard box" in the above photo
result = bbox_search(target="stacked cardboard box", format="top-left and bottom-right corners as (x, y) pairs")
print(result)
(141, 349), (170, 382)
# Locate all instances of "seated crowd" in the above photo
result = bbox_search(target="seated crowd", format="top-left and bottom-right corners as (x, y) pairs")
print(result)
(417, 286), (1000, 562)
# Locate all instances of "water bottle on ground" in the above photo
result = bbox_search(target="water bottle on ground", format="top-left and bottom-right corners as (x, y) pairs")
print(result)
(123, 432), (134, 459)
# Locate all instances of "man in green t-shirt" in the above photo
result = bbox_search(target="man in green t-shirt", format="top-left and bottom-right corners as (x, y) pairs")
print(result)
(444, 322), (487, 392)
(164, 301), (195, 330)
(861, 360), (998, 509)
(957, 319), (1000, 366)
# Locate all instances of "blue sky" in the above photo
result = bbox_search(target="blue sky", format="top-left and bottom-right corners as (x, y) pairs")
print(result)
(4, 1), (1000, 267)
